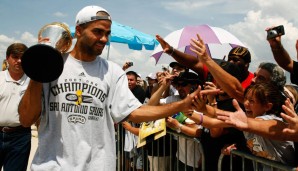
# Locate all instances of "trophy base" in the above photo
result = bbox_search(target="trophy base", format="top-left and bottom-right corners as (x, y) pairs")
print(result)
(22, 44), (64, 83)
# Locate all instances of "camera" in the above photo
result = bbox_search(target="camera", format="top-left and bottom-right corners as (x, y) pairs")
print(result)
(162, 65), (168, 71)
(127, 62), (133, 67)
(267, 25), (285, 40)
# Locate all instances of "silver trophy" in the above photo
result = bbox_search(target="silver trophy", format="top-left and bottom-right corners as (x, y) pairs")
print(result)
(38, 22), (72, 53)
(22, 22), (72, 83)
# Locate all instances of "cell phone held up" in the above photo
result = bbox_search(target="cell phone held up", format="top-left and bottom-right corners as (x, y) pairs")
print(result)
(127, 62), (133, 67)
(267, 25), (285, 40)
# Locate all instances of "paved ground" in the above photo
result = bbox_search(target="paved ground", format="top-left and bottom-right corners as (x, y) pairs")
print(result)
(27, 126), (38, 171)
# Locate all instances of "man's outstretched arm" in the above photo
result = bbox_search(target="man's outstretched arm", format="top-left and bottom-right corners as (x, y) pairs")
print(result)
(156, 35), (205, 80)
(190, 34), (244, 103)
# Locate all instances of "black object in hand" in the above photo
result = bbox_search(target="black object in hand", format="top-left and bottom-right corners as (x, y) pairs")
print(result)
(267, 25), (285, 40)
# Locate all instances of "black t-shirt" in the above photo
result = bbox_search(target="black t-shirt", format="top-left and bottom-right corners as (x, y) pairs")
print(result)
(131, 85), (146, 103)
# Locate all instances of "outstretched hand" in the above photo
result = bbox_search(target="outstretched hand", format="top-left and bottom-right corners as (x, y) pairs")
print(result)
(190, 34), (211, 63)
(181, 85), (202, 113)
(166, 117), (180, 130)
(156, 35), (172, 54)
(216, 99), (248, 130)
(281, 98), (298, 136)
(192, 88), (208, 113)
(158, 71), (174, 89)
(122, 121), (132, 130)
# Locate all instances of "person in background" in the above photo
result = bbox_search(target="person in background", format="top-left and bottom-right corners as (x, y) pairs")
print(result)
(284, 84), (298, 112)
(190, 33), (286, 103)
(147, 71), (202, 171)
(0, 43), (31, 171)
(169, 62), (187, 77)
(136, 74), (147, 91)
(126, 71), (146, 103)
(122, 71), (146, 171)
(18, 5), (200, 170)
(227, 46), (254, 89)
(266, 26), (298, 85)
(165, 62), (188, 98)
(165, 72), (203, 171)
(155, 35), (253, 89)
(2, 59), (8, 71)
(200, 61), (252, 171)
(145, 73), (158, 99)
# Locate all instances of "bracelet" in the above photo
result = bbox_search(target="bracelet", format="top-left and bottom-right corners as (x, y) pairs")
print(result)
(209, 102), (217, 106)
(169, 46), (174, 56)
(179, 123), (183, 129)
(176, 123), (183, 133)
(198, 114), (203, 125)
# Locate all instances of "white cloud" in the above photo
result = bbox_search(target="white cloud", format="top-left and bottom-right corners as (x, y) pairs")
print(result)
(20, 32), (37, 46)
(160, 0), (253, 16)
(227, 7), (298, 81)
(53, 12), (67, 18)
(0, 35), (16, 62)
(0, 35), (15, 44)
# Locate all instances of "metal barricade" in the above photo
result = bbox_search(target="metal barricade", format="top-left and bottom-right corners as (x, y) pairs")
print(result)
(218, 149), (297, 171)
(116, 124), (205, 171)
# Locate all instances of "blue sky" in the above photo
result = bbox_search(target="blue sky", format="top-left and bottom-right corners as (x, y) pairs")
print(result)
(1, 0), (298, 81)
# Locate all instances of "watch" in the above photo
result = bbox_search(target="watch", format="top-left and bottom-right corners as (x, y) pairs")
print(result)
(176, 123), (183, 133)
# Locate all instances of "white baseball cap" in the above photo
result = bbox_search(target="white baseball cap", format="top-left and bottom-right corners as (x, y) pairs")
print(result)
(75, 5), (112, 25)
(146, 73), (157, 80)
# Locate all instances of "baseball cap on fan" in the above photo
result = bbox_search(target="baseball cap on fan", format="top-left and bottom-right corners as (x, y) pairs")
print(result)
(228, 46), (251, 64)
(75, 5), (112, 25)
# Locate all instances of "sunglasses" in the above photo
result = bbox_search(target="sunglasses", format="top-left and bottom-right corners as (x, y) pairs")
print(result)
(173, 81), (189, 87)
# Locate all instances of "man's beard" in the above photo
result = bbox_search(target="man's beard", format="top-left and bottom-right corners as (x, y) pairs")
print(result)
(81, 41), (104, 56)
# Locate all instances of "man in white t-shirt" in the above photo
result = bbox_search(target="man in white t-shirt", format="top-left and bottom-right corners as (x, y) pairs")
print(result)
(18, 5), (200, 171)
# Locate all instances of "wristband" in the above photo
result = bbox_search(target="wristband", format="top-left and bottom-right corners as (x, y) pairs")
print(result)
(209, 102), (217, 106)
(169, 46), (174, 56)
(176, 123), (183, 133)
(198, 114), (203, 125)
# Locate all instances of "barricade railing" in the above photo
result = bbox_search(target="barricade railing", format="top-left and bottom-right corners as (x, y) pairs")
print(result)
(116, 125), (205, 171)
(218, 149), (297, 171)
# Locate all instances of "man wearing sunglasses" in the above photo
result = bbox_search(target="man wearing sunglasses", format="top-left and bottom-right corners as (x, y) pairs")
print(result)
(171, 72), (201, 99)
(147, 71), (203, 170)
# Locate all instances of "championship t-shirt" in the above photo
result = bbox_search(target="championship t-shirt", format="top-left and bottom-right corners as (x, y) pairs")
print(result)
(31, 54), (142, 171)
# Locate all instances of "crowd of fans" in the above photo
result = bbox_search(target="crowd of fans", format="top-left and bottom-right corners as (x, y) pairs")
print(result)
(2, 12), (298, 170)
(121, 28), (298, 170)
